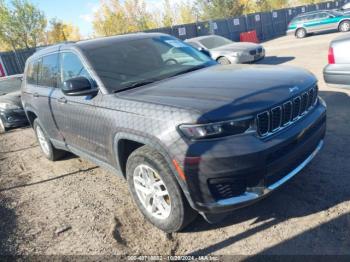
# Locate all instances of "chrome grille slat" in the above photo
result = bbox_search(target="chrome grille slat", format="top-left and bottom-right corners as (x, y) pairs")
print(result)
(256, 85), (318, 138)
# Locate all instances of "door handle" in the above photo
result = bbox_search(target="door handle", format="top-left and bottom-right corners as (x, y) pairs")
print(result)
(33, 92), (39, 98)
(58, 97), (67, 104)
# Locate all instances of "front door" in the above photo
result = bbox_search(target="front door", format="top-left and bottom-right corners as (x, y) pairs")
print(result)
(50, 51), (109, 162)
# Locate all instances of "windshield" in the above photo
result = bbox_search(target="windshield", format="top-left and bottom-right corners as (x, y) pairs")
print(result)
(0, 76), (22, 94)
(198, 36), (232, 49)
(82, 36), (216, 93)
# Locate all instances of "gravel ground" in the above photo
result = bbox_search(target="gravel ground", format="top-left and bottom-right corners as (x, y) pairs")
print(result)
(0, 32), (350, 257)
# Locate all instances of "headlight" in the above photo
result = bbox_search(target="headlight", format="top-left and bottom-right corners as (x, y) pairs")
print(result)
(0, 102), (21, 110)
(179, 118), (255, 140)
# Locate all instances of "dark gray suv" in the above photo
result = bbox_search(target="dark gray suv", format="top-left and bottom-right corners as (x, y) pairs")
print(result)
(21, 33), (327, 232)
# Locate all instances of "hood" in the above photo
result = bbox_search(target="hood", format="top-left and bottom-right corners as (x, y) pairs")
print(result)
(212, 42), (262, 52)
(0, 91), (22, 108)
(119, 64), (316, 123)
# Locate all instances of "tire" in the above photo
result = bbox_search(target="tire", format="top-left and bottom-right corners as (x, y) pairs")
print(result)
(295, 28), (307, 39)
(126, 146), (197, 232)
(339, 21), (350, 32)
(217, 57), (231, 65)
(33, 119), (66, 161)
(0, 117), (6, 134)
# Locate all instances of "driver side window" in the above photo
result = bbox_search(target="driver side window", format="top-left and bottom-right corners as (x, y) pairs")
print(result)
(59, 52), (92, 88)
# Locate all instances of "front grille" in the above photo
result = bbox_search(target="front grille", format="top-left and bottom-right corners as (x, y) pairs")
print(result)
(257, 85), (318, 137)
(271, 106), (282, 131)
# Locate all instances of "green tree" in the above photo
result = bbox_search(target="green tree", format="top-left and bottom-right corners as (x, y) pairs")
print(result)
(124, 0), (158, 31)
(162, 0), (175, 27)
(0, 0), (46, 50)
(197, 0), (247, 20)
(46, 18), (81, 45)
(178, 0), (197, 24)
(92, 0), (158, 37)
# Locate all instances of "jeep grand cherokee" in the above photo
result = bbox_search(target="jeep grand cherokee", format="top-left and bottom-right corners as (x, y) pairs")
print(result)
(21, 33), (326, 232)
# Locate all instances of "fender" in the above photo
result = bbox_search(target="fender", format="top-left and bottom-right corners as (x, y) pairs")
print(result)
(113, 131), (197, 209)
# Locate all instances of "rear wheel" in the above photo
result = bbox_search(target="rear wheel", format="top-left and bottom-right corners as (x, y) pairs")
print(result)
(339, 21), (350, 32)
(295, 28), (307, 39)
(33, 119), (66, 161)
(126, 146), (197, 232)
(217, 57), (231, 65)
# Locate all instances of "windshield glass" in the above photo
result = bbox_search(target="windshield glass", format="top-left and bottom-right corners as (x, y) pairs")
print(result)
(82, 35), (216, 93)
(0, 76), (22, 94)
(198, 36), (232, 49)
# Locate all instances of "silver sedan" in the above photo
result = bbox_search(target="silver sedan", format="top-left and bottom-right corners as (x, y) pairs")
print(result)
(185, 35), (265, 64)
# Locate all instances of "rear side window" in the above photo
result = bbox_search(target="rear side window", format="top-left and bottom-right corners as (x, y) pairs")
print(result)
(38, 54), (59, 87)
(59, 52), (92, 88)
(26, 60), (40, 85)
(314, 13), (329, 20)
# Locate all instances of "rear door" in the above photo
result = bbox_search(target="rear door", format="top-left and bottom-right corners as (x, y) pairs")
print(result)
(36, 53), (63, 141)
(303, 14), (321, 33)
(23, 54), (63, 141)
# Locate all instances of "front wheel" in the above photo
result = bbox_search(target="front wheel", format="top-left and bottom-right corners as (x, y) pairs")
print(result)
(126, 146), (197, 232)
(339, 21), (350, 32)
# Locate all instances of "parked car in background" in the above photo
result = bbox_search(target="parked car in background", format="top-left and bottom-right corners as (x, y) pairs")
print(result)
(185, 35), (265, 64)
(287, 10), (350, 38)
(0, 74), (27, 133)
(22, 33), (326, 233)
(323, 34), (350, 88)
(340, 3), (350, 14)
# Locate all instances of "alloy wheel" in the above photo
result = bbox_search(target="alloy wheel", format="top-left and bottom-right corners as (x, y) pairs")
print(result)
(341, 22), (350, 32)
(133, 164), (171, 220)
(0, 118), (5, 133)
(36, 125), (50, 156)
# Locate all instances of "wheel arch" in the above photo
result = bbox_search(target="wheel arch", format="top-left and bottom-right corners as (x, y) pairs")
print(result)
(113, 133), (172, 178)
(338, 19), (350, 30)
(295, 27), (307, 36)
(113, 132), (196, 208)
(25, 110), (38, 127)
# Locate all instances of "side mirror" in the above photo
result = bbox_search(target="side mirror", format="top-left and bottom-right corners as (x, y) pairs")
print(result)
(198, 48), (212, 58)
(62, 76), (97, 96)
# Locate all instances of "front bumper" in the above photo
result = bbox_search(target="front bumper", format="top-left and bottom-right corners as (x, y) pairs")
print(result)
(230, 49), (266, 64)
(0, 109), (28, 128)
(180, 99), (326, 214)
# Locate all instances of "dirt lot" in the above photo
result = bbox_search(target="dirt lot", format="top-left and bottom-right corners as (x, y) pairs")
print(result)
(1, 32), (350, 256)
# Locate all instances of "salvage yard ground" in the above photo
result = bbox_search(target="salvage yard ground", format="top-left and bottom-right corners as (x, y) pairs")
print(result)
(1, 32), (350, 256)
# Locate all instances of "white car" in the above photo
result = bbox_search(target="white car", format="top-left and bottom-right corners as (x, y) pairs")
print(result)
(341, 3), (350, 13)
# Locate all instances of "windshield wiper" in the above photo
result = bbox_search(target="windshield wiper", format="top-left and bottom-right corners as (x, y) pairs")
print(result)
(114, 79), (159, 93)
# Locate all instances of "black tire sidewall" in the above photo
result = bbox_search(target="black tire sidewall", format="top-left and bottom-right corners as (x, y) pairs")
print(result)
(33, 119), (55, 161)
(126, 147), (189, 233)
